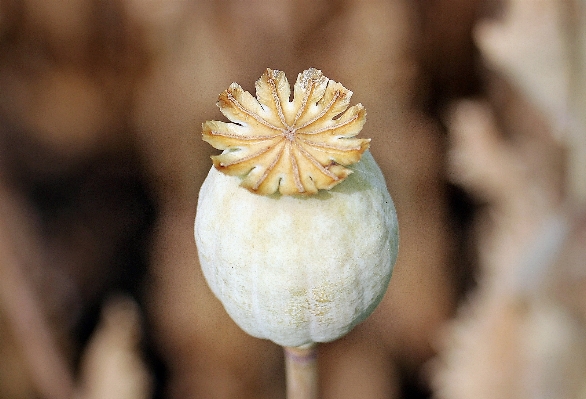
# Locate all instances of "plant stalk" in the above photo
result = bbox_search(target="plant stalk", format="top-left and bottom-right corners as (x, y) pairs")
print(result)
(284, 344), (318, 399)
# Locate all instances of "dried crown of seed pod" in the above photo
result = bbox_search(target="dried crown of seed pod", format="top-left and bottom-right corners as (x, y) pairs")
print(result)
(195, 68), (398, 347)
(202, 67), (370, 196)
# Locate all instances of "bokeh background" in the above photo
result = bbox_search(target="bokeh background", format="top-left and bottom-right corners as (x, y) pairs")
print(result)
(1, 0), (585, 398)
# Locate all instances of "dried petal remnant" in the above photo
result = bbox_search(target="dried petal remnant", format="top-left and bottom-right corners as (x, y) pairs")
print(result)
(202, 68), (370, 195)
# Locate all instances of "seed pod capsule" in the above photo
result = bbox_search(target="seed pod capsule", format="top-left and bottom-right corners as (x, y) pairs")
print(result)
(195, 68), (399, 347)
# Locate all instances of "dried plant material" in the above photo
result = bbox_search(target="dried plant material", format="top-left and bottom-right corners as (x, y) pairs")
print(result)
(202, 68), (370, 196)
(474, 0), (570, 129)
(76, 297), (152, 399)
(433, 92), (586, 398)
(433, 209), (586, 399)
(0, 182), (75, 399)
(473, 0), (586, 204)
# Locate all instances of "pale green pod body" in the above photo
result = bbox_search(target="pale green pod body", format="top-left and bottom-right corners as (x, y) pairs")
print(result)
(194, 151), (398, 347)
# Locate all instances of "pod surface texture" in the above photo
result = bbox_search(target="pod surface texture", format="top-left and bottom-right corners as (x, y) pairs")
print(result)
(195, 151), (399, 347)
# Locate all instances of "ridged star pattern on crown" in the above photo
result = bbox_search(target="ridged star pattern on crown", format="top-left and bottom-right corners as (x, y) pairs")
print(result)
(202, 68), (370, 195)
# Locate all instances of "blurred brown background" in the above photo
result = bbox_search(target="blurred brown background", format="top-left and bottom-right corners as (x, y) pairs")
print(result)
(1, 0), (585, 398)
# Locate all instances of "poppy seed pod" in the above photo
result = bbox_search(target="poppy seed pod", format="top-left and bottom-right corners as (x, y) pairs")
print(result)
(194, 68), (399, 347)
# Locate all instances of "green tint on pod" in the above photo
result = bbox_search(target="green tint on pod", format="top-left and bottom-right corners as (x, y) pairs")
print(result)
(194, 151), (399, 347)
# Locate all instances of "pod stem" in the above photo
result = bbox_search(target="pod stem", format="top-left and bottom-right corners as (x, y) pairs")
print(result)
(284, 344), (318, 399)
